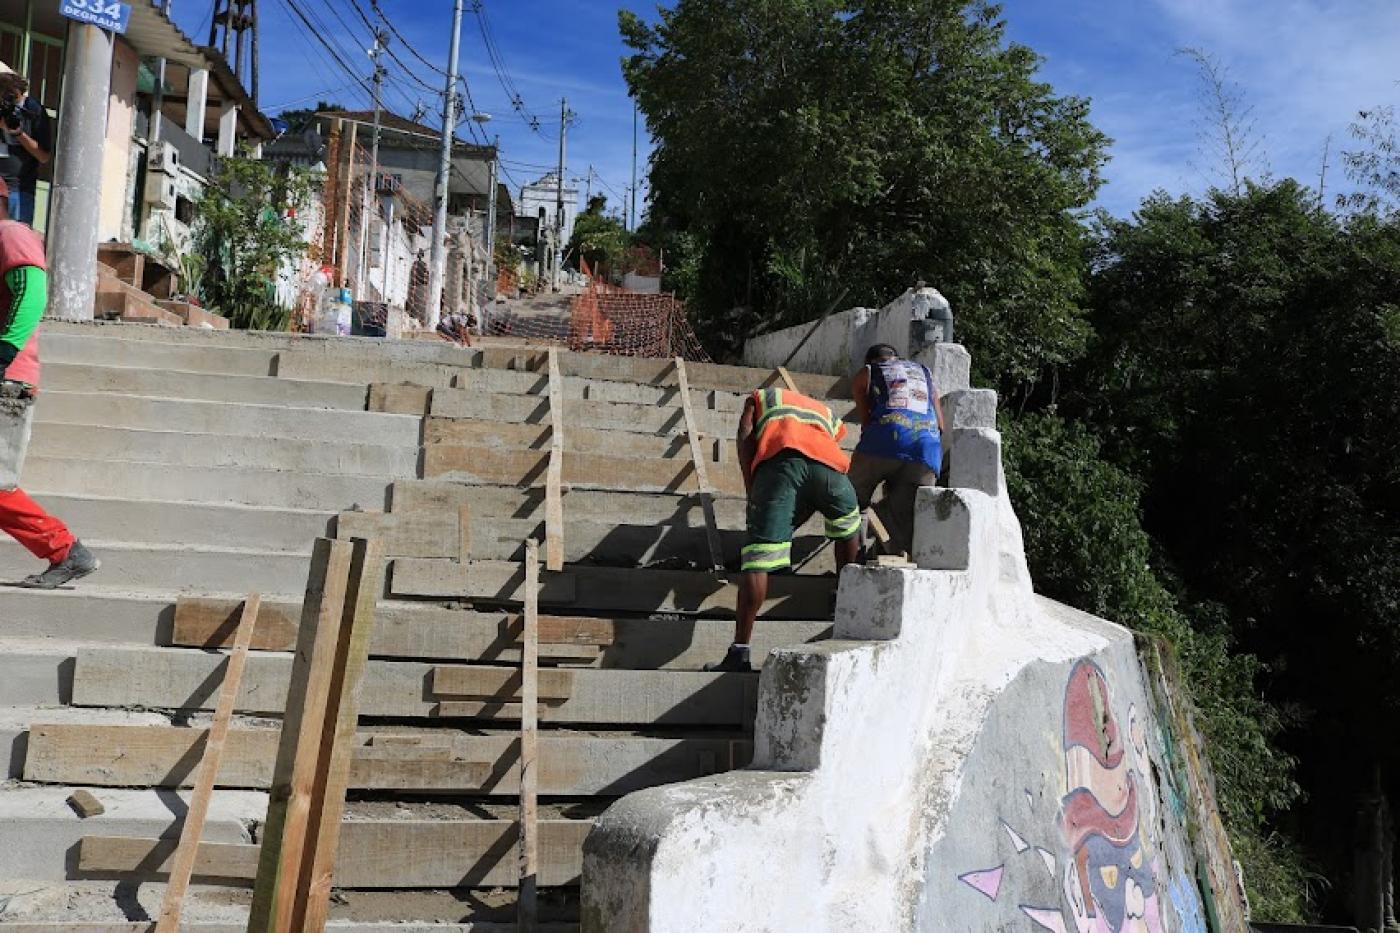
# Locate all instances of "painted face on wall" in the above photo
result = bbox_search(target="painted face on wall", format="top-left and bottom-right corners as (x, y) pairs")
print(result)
(1058, 660), (1164, 933)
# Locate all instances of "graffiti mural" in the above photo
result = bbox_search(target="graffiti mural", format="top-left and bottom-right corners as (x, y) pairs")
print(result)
(1057, 659), (1164, 932)
(953, 658), (1183, 931)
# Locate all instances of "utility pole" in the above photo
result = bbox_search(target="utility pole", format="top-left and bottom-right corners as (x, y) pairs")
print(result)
(427, 0), (464, 330)
(553, 97), (568, 291)
(486, 134), (500, 262)
(356, 29), (387, 298)
(630, 102), (638, 232)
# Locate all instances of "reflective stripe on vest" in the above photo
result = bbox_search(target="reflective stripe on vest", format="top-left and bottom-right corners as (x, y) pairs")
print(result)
(749, 388), (850, 473)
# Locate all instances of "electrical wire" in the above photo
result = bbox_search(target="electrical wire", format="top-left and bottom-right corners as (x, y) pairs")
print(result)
(473, 0), (552, 139)
(274, 0), (375, 101)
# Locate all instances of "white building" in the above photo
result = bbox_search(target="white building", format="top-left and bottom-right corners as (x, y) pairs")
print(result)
(519, 172), (580, 246)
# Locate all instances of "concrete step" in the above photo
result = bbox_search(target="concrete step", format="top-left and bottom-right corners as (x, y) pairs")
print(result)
(0, 586), (175, 644)
(0, 785), (265, 883)
(23, 456), (394, 511)
(39, 330), (280, 377)
(0, 538), (313, 596)
(43, 361), (368, 410)
(0, 636), (92, 705)
(33, 494), (333, 553)
(30, 423), (420, 477)
(0, 705), (169, 778)
(33, 391), (421, 447)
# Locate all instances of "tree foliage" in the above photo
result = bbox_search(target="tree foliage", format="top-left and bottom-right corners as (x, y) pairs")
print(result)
(568, 195), (631, 278)
(194, 156), (319, 331)
(620, 0), (1108, 386)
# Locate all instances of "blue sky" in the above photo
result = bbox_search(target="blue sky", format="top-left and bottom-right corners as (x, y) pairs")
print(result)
(172, 1), (1400, 220)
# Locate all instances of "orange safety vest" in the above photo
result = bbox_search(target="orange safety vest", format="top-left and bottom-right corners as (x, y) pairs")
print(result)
(749, 388), (850, 474)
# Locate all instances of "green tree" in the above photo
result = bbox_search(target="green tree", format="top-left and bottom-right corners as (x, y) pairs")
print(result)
(194, 156), (319, 330)
(278, 99), (344, 131)
(568, 195), (631, 278)
(620, 0), (1108, 387)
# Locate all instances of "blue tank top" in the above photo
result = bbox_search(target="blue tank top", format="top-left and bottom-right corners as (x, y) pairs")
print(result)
(855, 358), (941, 471)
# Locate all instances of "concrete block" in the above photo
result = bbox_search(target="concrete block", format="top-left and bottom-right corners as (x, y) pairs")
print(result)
(39, 332), (279, 377)
(914, 341), (971, 397)
(41, 362), (368, 411)
(911, 486), (995, 573)
(156, 300), (230, 329)
(947, 426), (1001, 496)
(833, 563), (916, 640)
(0, 705), (169, 779)
(942, 387), (997, 429)
(0, 587), (172, 645)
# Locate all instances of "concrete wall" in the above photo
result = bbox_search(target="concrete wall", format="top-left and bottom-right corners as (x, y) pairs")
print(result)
(742, 286), (953, 377)
(582, 375), (1245, 930)
(98, 38), (139, 242)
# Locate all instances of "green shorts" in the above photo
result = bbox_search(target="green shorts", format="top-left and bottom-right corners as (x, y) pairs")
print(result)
(742, 450), (861, 572)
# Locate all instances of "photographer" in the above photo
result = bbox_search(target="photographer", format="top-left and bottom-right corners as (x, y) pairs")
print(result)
(0, 177), (98, 587)
(0, 73), (51, 226)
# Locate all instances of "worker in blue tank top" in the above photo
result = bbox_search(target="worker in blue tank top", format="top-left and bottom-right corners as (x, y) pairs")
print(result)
(848, 344), (944, 556)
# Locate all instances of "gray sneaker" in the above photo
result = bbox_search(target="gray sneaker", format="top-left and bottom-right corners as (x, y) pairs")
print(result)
(20, 540), (100, 589)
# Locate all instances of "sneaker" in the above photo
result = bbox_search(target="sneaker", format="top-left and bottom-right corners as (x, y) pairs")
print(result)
(704, 644), (753, 673)
(20, 540), (100, 589)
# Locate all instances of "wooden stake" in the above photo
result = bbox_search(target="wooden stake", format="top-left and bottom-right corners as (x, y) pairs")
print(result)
(154, 593), (261, 933)
(248, 540), (353, 933)
(518, 538), (540, 932)
(674, 357), (725, 572)
(775, 366), (798, 392)
(297, 537), (387, 932)
(545, 348), (565, 572)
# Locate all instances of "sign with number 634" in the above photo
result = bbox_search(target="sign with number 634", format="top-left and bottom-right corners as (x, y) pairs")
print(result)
(59, 0), (131, 35)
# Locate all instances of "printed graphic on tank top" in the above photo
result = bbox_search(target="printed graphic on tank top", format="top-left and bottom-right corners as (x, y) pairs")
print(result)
(857, 358), (941, 470)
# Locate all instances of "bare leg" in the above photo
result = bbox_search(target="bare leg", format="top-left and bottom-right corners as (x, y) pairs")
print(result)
(833, 534), (860, 571)
(735, 570), (768, 646)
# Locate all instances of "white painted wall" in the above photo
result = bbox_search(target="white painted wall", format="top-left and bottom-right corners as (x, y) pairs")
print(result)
(582, 362), (1233, 932)
(520, 173), (579, 245)
(742, 286), (953, 377)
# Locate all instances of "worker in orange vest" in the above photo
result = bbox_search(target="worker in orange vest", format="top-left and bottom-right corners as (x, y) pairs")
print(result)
(708, 386), (861, 672)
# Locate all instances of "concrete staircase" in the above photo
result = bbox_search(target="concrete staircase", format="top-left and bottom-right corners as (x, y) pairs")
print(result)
(0, 321), (850, 928)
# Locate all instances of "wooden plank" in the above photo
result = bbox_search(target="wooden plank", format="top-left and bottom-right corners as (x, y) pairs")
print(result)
(335, 510), (460, 560)
(519, 539), (540, 931)
(247, 538), (354, 933)
(545, 349), (565, 572)
(430, 665), (574, 701)
(299, 537), (388, 932)
(390, 480), (753, 526)
(389, 559), (835, 619)
(419, 445), (748, 497)
(155, 594), (261, 933)
(80, 819), (593, 888)
(173, 599), (619, 656)
(424, 415), (734, 461)
(26, 724), (753, 794)
(775, 366), (799, 392)
(367, 383), (432, 415)
(674, 357), (725, 571)
(71, 648), (761, 725)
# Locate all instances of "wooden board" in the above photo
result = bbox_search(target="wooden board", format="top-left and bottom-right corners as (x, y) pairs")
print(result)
(156, 595), (260, 933)
(545, 349), (564, 572)
(389, 480), (752, 526)
(424, 416), (735, 462)
(430, 665), (574, 701)
(335, 510), (461, 560)
(389, 559), (835, 618)
(80, 820), (593, 888)
(519, 539), (540, 929)
(247, 539), (353, 933)
(299, 537), (387, 931)
(24, 724), (746, 793)
(71, 648), (761, 725)
(367, 383), (432, 415)
(674, 357), (725, 571)
(173, 599), (614, 658)
(420, 446), (748, 498)
(169, 599), (829, 671)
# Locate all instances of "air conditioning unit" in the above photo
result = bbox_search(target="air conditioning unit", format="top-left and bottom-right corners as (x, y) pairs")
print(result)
(149, 141), (180, 176)
(144, 173), (177, 208)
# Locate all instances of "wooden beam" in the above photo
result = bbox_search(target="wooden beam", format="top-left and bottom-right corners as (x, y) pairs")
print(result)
(155, 594), (261, 933)
(168, 599), (827, 671)
(390, 480), (753, 526)
(335, 510), (460, 560)
(420, 446), (747, 497)
(80, 819), (594, 888)
(545, 350), (564, 572)
(674, 357), (725, 572)
(27, 724), (751, 794)
(424, 415), (735, 461)
(519, 539), (540, 932)
(775, 366), (799, 392)
(247, 539), (354, 933)
(430, 665), (574, 701)
(71, 648), (762, 725)
(299, 537), (387, 931)
(389, 559), (835, 619)
(367, 382), (432, 415)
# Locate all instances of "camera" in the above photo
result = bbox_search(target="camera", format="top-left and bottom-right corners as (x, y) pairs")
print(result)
(0, 93), (22, 132)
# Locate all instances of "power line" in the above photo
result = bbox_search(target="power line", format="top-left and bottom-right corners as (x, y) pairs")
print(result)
(472, 0), (552, 139)
(274, 0), (375, 101)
